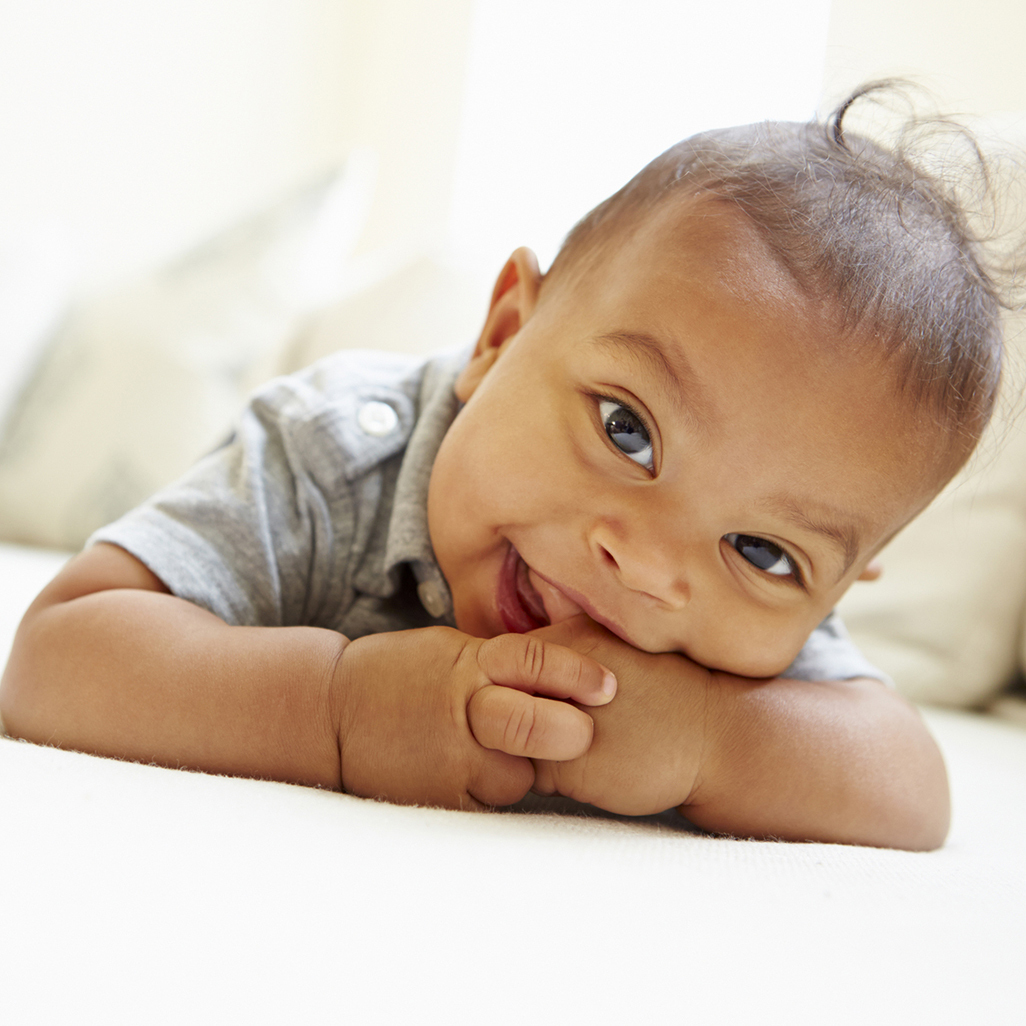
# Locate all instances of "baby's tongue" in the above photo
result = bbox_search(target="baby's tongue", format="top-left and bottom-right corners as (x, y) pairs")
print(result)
(526, 567), (586, 624)
(514, 556), (549, 625)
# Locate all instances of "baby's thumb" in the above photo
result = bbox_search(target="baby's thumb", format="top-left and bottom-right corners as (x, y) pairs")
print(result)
(475, 632), (616, 706)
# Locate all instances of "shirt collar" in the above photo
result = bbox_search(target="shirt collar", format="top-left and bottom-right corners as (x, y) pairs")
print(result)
(382, 347), (467, 622)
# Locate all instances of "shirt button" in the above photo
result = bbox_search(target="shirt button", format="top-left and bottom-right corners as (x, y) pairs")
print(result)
(357, 400), (399, 437)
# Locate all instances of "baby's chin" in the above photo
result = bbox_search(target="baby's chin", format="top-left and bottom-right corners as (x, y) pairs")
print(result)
(690, 644), (801, 681)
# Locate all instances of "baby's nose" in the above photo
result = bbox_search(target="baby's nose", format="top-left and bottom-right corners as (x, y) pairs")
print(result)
(591, 524), (689, 608)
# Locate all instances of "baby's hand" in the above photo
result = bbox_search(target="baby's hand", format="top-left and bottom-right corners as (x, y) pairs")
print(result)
(334, 626), (616, 810)
(529, 617), (711, 817)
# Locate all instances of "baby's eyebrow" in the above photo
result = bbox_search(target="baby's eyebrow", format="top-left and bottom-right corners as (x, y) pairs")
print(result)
(763, 497), (863, 579)
(588, 331), (713, 429)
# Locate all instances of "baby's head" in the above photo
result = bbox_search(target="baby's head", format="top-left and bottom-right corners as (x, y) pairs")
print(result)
(427, 86), (1006, 677)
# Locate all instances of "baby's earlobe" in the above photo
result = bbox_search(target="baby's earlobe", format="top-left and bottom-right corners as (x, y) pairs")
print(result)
(857, 560), (883, 582)
(454, 349), (498, 402)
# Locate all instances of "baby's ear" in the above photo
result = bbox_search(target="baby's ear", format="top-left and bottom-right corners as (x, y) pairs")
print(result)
(857, 559), (883, 582)
(455, 247), (542, 402)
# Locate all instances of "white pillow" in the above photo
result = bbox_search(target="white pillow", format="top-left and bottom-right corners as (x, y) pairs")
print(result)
(838, 310), (1026, 707)
(0, 163), (372, 551)
(279, 250), (493, 373)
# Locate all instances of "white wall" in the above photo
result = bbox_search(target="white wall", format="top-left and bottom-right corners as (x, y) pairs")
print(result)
(0, 1), (355, 286)
(447, 0), (832, 273)
(336, 0), (476, 258)
(2, 0), (1023, 296)
(0, 0), (835, 291)
(822, 0), (1026, 117)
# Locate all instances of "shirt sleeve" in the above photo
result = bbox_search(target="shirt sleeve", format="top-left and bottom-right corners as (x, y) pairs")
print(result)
(87, 371), (359, 628)
(780, 611), (893, 686)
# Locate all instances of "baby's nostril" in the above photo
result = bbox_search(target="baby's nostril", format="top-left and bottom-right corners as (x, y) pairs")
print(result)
(600, 545), (619, 571)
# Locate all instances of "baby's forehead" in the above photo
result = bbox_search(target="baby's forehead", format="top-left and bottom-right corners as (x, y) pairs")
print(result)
(576, 192), (827, 325)
(562, 197), (850, 364)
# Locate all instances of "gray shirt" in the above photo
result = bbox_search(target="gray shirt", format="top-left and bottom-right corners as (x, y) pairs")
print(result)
(90, 347), (886, 683)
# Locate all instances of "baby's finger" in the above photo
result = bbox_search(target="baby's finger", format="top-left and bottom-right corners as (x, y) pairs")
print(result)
(475, 633), (617, 707)
(467, 684), (594, 761)
(466, 750), (536, 808)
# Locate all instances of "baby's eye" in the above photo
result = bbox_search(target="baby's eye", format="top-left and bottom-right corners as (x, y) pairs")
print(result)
(599, 400), (653, 470)
(724, 533), (798, 580)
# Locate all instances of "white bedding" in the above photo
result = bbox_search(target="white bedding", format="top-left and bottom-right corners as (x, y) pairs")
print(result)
(1, 543), (1024, 1024)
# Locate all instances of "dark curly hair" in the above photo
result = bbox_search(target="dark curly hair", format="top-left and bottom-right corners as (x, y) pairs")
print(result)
(544, 82), (1014, 469)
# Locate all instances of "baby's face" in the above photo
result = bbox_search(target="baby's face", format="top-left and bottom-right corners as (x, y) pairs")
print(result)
(428, 195), (947, 677)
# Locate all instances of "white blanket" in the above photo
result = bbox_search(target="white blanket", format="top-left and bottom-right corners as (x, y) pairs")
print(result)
(2, 544), (1025, 1024)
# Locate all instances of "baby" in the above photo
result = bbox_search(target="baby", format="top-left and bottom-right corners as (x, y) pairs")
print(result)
(0, 87), (1006, 851)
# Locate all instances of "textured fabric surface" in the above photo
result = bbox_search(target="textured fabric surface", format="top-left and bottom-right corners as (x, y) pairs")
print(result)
(88, 348), (459, 639)
(1, 543), (1023, 1023)
(0, 706), (1022, 1025)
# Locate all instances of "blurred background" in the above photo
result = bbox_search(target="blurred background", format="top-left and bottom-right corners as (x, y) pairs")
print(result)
(1, 0), (1026, 698)
(0, 0), (1023, 291)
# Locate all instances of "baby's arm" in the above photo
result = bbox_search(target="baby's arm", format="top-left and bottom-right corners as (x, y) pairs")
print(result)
(1, 543), (614, 808)
(530, 618), (949, 851)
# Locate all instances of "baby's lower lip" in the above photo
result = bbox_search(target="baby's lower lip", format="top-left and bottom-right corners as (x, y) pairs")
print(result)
(497, 546), (550, 633)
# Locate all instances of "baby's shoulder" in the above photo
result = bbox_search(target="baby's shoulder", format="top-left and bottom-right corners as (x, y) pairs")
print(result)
(246, 349), (431, 489)
(255, 348), (427, 425)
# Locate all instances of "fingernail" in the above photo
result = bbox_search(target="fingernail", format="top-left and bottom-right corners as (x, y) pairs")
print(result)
(601, 670), (617, 699)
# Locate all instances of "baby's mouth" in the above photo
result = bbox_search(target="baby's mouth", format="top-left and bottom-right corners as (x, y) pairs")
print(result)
(497, 546), (551, 633)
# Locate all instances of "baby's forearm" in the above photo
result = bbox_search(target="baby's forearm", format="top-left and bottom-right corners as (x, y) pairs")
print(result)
(529, 619), (949, 850)
(1, 552), (348, 787)
(3, 546), (615, 810)
(683, 672), (950, 851)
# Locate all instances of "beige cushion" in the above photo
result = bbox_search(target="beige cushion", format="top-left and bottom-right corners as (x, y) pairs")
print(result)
(0, 224), (75, 429)
(838, 311), (1026, 707)
(0, 166), (371, 550)
(278, 250), (493, 373)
